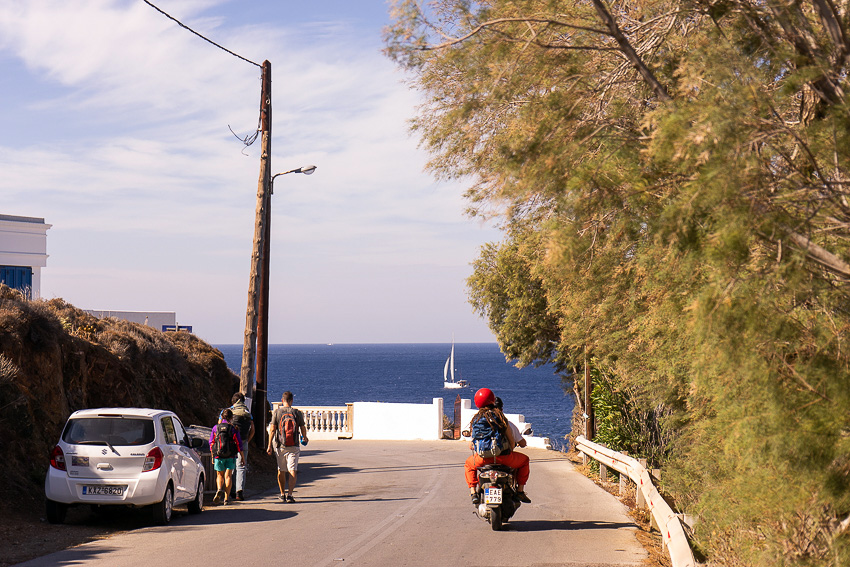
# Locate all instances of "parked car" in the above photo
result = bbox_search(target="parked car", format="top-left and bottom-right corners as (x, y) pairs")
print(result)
(45, 407), (206, 525)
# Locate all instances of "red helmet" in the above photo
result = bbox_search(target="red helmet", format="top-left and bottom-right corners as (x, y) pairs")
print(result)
(474, 388), (496, 409)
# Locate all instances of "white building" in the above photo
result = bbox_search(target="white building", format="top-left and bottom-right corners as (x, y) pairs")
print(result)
(0, 214), (51, 299)
(83, 310), (189, 333)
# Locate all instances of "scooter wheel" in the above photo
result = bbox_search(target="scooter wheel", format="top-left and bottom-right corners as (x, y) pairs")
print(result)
(490, 506), (502, 531)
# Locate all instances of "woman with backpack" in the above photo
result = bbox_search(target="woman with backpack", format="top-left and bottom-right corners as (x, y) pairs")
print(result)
(208, 408), (246, 506)
(464, 388), (532, 505)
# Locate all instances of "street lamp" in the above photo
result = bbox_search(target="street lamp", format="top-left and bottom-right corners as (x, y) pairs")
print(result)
(254, 165), (317, 449)
(270, 165), (317, 192)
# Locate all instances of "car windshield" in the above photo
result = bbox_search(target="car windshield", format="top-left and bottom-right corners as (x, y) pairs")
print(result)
(62, 417), (155, 446)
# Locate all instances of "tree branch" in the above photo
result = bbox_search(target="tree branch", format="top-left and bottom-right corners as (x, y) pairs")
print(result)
(421, 17), (609, 51)
(786, 230), (850, 278)
(589, 0), (673, 101)
(811, 0), (849, 60)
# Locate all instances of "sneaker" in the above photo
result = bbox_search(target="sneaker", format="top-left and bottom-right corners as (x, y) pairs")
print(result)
(222, 499), (230, 506)
(278, 494), (287, 502)
(471, 492), (480, 505)
(516, 491), (531, 504)
(235, 491), (244, 501)
(287, 494), (296, 503)
(212, 491), (224, 505)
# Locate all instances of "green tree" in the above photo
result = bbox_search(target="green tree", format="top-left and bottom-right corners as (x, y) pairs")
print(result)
(467, 221), (564, 369)
(387, 0), (850, 563)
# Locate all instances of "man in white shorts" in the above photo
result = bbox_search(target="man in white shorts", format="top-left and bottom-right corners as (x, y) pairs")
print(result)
(267, 391), (308, 503)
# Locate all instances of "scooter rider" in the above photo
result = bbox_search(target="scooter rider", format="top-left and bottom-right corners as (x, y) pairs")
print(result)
(464, 388), (531, 504)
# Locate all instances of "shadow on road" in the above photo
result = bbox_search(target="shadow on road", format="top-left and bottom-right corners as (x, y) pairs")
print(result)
(509, 519), (636, 532)
(297, 461), (357, 486)
(292, 494), (419, 504)
(299, 459), (463, 485)
(28, 544), (122, 566)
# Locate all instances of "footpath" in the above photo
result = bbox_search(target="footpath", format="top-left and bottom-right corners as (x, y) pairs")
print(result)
(18, 440), (649, 567)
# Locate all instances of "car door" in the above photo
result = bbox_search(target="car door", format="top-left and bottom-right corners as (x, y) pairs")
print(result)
(160, 416), (189, 502)
(173, 417), (201, 502)
(166, 416), (200, 503)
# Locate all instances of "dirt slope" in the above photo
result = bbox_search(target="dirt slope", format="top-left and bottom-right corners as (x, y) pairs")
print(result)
(0, 285), (244, 553)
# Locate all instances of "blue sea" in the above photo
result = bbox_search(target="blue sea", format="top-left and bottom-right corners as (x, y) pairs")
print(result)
(215, 343), (574, 449)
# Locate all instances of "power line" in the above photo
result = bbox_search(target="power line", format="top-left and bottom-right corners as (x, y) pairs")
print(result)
(142, 0), (262, 68)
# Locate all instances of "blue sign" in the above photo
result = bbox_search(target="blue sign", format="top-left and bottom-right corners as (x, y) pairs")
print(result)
(162, 325), (193, 333)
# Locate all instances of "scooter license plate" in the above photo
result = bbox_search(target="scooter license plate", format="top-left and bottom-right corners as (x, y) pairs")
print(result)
(484, 487), (502, 504)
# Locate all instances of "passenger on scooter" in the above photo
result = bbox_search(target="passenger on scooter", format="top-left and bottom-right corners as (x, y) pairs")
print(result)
(495, 397), (527, 449)
(464, 388), (531, 504)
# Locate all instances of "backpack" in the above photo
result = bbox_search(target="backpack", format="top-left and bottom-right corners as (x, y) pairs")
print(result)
(230, 405), (252, 439)
(212, 422), (237, 458)
(470, 410), (511, 459)
(277, 409), (298, 447)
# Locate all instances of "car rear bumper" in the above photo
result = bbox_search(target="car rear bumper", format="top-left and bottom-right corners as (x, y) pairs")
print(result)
(45, 467), (168, 506)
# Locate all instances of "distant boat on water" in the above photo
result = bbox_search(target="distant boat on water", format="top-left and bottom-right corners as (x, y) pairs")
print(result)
(443, 338), (468, 389)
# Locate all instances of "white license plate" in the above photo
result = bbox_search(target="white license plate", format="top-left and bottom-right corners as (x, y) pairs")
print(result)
(484, 487), (502, 504)
(83, 485), (126, 496)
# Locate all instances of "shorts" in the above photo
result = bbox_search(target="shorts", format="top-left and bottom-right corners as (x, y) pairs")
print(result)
(275, 445), (300, 473)
(214, 457), (237, 472)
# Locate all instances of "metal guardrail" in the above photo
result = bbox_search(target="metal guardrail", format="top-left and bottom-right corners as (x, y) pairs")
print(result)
(575, 435), (697, 567)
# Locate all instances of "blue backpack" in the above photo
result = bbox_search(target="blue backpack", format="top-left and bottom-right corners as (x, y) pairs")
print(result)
(470, 410), (511, 458)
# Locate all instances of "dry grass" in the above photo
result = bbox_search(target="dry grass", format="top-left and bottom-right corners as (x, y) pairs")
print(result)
(0, 285), (239, 553)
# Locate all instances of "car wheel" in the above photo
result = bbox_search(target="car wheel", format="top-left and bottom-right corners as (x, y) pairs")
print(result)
(46, 499), (67, 524)
(187, 478), (204, 514)
(152, 485), (174, 525)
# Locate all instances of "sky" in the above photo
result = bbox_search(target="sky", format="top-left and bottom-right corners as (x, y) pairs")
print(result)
(0, 0), (504, 345)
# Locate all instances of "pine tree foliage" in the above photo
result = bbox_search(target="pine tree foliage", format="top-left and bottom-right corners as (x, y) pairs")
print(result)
(386, 0), (850, 563)
(467, 222), (566, 369)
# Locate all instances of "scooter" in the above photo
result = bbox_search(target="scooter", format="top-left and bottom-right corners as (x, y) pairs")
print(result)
(473, 463), (521, 531)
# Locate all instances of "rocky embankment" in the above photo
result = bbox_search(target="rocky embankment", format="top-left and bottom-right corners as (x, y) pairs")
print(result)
(0, 285), (241, 518)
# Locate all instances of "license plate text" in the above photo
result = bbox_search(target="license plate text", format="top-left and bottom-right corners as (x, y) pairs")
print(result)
(485, 487), (502, 504)
(83, 485), (126, 496)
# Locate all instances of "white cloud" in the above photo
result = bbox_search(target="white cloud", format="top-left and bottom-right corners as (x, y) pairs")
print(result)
(0, 0), (499, 343)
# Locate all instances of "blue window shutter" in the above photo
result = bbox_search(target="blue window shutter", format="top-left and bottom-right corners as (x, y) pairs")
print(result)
(0, 266), (33, 299)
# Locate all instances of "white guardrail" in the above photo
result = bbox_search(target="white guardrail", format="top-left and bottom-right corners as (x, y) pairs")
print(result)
(575, 435), (697, 567)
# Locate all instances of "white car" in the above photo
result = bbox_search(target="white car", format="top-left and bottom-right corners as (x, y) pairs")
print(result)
(45, 407), (207, 525)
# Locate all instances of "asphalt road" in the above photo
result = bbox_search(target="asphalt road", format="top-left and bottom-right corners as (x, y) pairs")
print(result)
(19, 440), (647, 567)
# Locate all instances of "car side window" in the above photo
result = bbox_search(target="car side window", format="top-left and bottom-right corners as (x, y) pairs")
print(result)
(161, 417), (178, 445)
(172, 417), (189, 446)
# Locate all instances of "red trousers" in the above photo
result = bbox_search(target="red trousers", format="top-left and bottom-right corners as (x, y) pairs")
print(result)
(464, 451), (530, 487)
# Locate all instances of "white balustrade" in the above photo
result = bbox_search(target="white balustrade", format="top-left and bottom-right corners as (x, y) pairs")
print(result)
(271, 403), (353, 440)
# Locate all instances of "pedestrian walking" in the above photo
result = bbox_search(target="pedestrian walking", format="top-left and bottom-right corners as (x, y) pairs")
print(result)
(267, 391), (308, 503)
(209, 408), (245, 506)
(229, 393), (255, 501)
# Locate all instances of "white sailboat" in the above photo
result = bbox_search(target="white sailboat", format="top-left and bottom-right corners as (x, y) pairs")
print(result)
(443, 338), (468, 389)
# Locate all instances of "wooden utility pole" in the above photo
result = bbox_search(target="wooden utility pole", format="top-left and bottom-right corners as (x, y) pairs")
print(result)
(254, 60), (272, 446)
(240, 60), (272, 448)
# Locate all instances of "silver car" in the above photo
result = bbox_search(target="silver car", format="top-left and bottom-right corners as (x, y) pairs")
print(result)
(44, 408), (206, 524)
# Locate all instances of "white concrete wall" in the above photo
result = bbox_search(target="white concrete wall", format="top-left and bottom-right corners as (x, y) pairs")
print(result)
(0, 214), (51, 298)
(272, 397), (553, 449)
(352, 398), (444, 440)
